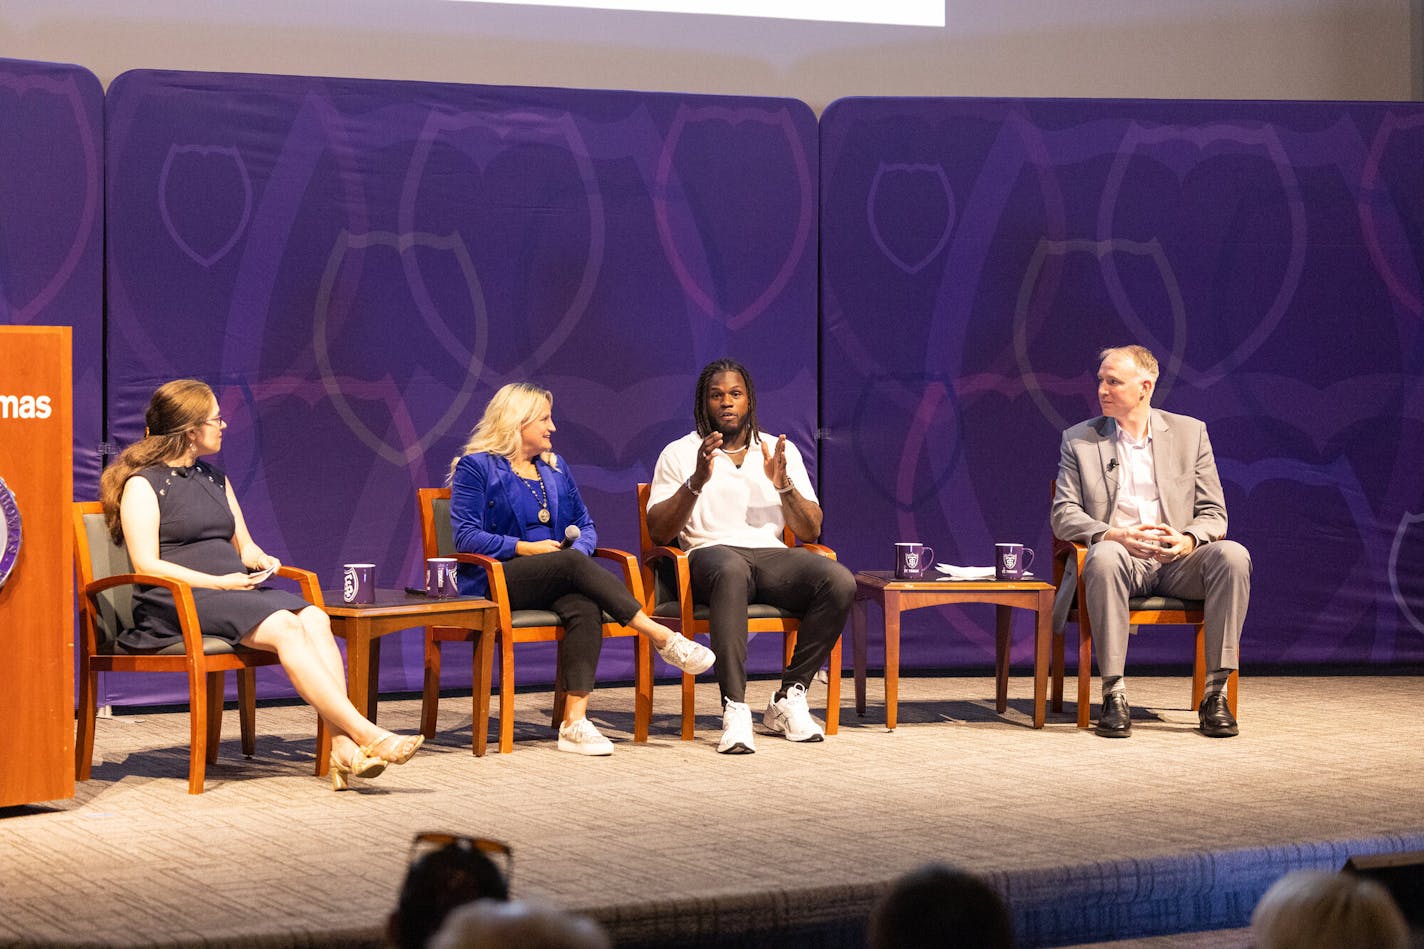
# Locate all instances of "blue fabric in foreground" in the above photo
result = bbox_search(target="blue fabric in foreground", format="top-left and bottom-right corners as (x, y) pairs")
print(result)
(998, 831), (1424, 946)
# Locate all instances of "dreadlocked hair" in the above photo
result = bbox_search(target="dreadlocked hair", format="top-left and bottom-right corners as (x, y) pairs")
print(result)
(693, 358), (759, 442)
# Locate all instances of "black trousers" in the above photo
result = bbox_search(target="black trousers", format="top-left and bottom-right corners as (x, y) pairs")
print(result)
(688, 545), (855, 704)
(501, 550), (642, 693)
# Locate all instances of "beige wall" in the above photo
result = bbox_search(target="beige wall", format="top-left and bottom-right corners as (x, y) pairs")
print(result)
(1, 0), (1416, 109)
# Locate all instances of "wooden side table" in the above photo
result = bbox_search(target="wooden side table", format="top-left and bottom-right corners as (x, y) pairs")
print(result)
(316, 589), (493, 774)
(851, 571), (1057, 729)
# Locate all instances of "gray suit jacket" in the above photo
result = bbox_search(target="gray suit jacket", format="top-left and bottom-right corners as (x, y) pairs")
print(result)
(1050, 408), (1229, 631)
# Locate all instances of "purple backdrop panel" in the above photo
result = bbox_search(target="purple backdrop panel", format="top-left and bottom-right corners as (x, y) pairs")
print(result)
(0, 58), (104, 499)
(106, 70), (817, 706)
(820, 96), (1424, 673)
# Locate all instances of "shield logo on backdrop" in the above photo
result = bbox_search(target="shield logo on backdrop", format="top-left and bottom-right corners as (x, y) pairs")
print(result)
(1389, 510), (1424, 636)
(867, 162), (955, 275)
(158, 144), (253, 268)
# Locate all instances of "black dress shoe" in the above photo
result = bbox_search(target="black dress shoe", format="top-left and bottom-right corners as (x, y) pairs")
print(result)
(1095, 693), (1132, 737)
(1198, 692), (1239, 738)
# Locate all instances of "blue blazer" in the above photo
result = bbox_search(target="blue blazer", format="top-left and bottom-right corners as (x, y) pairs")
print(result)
(449, 452), (598, 597)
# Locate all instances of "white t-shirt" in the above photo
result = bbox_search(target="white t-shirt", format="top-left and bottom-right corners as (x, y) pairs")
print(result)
(648, 431), (818, 552)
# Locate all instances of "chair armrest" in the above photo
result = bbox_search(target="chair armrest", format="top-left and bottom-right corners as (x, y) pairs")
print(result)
(640, 545), (692, 618)
(275, 565), (323, 606)
(593, 547), (646, 606)
(449, 552), (506, 594)
(1050, 539), (1087, 591)
(84, 573), (205, 656)
(642, 545), (688, 565)
(798, 542), (837, 561)
(449, 552), (513, 628)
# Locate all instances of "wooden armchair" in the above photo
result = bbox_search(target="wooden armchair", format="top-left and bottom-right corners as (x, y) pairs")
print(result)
(634, 482), (842, 740)
(1048, 484), (1238, 728)
(416, 487), (652, 755)
(71, 501), (325, 794)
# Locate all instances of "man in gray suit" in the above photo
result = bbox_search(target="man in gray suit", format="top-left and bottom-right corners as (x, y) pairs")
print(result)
(1051, 345), (1250, 738)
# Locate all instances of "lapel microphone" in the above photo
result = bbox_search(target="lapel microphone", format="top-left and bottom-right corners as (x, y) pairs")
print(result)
(1106, 459), (1119, 472)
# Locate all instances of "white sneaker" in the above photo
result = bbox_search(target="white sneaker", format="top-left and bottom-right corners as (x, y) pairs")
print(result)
(657, 633), (716, 675)
(557, 718), (614, 756)
(764, 683), (825, 742)
(717, 700), (756, 754)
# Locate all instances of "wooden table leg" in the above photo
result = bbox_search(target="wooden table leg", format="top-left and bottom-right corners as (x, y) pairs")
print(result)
(366, 637), (382, 725)
(884, 592), (900, 731)
(994, 605), (1011, 714)
(852, 595), (869, 716)
(345, 621), (371, 720)
(1033, 588), (1051, 728)
(473, 627), (494, 757)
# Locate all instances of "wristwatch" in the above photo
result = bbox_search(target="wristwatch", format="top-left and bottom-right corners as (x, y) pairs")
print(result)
(0, 475), (21, 591)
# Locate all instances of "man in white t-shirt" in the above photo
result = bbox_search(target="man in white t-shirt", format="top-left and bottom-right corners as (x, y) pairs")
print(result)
(647, 359), (855, 754)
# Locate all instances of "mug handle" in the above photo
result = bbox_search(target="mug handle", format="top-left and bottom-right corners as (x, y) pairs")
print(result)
(1021, 547), (1035, 572)
(922, 547), (934, 571)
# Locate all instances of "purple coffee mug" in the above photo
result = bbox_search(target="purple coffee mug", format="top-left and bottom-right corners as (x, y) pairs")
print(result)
(994, 544), (1035, 581)
(342, 563), (376, 604)
(894, 542), (935, 580)
(425, 557), (459, 598)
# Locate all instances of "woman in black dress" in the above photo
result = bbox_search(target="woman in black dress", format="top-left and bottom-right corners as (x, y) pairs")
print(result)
(98, 379), (423, 790)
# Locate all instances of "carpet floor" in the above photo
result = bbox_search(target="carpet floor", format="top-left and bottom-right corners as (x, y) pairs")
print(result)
(1, 672), (1419, 947)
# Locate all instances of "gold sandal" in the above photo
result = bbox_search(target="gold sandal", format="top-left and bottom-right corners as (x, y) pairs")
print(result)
(329, 747), (387, 791)
(361, 732), (424, 766)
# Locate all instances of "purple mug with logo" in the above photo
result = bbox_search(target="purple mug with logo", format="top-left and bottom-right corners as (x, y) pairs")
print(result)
(994, 544), (1035, 581)
(425, 557), (459, 598)
(894, 542), (935, 580)
(342, 563), (376, 604)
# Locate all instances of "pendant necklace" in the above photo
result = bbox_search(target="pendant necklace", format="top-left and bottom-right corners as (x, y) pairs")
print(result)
(519, 464), (552, 524)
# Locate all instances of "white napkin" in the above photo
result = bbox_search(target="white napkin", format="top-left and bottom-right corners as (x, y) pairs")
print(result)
(934, 564), (997, 580)
(933, 564), (1034, 580)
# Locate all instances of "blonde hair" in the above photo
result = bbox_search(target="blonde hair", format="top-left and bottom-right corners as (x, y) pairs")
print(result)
(448, 383), (559, 482)
(1252, 870), (1408, 949)
(98, 379), (217, 544)
(1098, 345), (1159, 382)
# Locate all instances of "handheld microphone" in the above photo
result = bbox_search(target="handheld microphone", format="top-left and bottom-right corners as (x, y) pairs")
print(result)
(560, 525), (581, 549)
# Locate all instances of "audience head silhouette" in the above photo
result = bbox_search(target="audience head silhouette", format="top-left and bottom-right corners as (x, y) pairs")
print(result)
(1251, 869), (1408, 949)
(387, 834), (511, 949)
(429, 899), (609, 949)
(868, 862), (1013, 949)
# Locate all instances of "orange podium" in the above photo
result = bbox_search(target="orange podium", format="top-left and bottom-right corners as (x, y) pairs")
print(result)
(0, 325), (75, 806)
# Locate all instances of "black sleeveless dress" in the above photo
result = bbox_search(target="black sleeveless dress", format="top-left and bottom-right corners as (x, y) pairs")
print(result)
(118, 461), (309, 652)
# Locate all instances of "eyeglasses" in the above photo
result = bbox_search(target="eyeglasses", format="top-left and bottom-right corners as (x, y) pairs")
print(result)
(201, 415), (227, 428)
(408, 832), (513, 883)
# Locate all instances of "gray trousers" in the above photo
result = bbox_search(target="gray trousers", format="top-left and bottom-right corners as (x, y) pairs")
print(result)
(1081, 539), (1251, 682)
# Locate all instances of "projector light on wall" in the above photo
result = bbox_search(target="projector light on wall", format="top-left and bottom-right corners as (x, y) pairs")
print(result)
(447, 0), (944, 27)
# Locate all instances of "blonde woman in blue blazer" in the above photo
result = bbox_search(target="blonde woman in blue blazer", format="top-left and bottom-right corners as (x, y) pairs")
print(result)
(448, 383), (714, 755)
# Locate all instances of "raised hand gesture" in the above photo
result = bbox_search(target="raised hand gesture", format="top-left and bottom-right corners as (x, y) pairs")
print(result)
(689, 431), (723, 493)
(764, 434), (790, 491)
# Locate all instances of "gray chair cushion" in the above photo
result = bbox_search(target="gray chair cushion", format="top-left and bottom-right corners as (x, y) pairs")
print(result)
(82, 511), (135, 652)
(509, 610), (619, 628)
(115, 637), (249, 656)
(432, 497), (455, 557)
(1127, 596), (1203, 612)
(654, 602), (799, 621)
